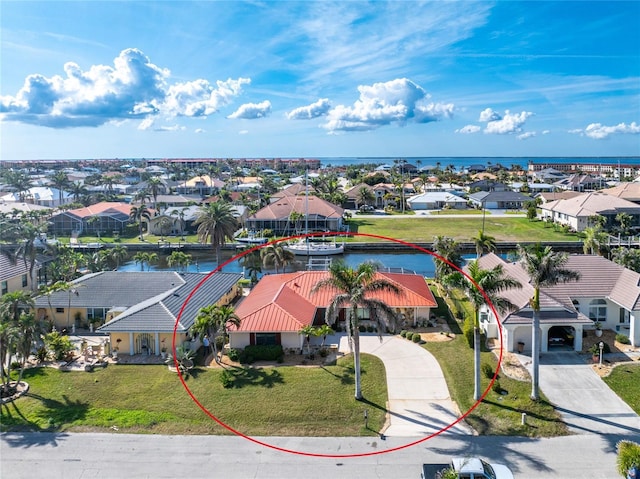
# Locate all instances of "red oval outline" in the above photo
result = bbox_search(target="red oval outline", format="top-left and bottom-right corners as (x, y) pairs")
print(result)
(171, 231), (504, 458)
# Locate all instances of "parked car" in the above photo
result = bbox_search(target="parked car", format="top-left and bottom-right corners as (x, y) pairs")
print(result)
(422, 457), (515, 479)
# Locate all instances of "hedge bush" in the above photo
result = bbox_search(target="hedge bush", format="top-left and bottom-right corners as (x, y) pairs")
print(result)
(241, 345), (284, 363)
(616, 334), (631, 345)
(412, 333), (421, 343)
(400, 330), (408, 338)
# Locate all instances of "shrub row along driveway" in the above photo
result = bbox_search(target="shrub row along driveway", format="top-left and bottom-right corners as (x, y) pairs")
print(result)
(339, 334), (473, 437)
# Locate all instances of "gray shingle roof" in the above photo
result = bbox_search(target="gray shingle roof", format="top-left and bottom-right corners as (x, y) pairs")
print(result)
(0, 254), (30, 282)
(96, 271), (242, 333)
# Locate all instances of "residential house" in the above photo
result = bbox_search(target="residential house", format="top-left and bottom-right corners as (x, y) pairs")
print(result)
(466, 179), (509, 193)
(229, 271), (437, 349)
(48, 201), (135, 235)
(473, 253), (639, 351)
(1, 186), (73, 208)
(536, 191), (583, 205)
(406, 192), (468, 210)
(553, 174), (603, 192)
(539, 191), (640, 232)
(0, 254), (39, 295)
(601, 182), (640, 205)
(34, 271), (242, 355)
(175, 175), (224, 196)
(245, 195), (344, 235)
(468, 190), (530, 210)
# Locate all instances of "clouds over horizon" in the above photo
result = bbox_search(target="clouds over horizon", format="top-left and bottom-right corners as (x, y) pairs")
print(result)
(457, 108), (534, 137)
(286, 98), (331, 120)
(570, 122), (640, 139)
(0, 48), (250, 128)
(320, 78), (454, 133)
(227, 100), (272, 119)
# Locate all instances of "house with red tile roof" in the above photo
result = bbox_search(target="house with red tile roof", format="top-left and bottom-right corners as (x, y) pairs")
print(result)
(48, 201), (140, 235)
(229, 271), (437, 349)
(245, 195), (344, 235)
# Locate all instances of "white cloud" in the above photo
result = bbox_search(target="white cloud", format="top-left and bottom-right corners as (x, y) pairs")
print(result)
(227, 100), (272, 119)
(195, 128), (205, 134)
(456, 125), (481, 134)
(481, 109), (533, 134)
(287, 98), (331, 120)
(137, 118), (155, 130)
(239, 130), (249, 135)
(574, 122), (640, 139)
(517, 131), (536, 140)
(321, 78), (454, 132)
(0, 48), (249, 128)
(478, 108), (501, 122)
(542, 130), (550, 135)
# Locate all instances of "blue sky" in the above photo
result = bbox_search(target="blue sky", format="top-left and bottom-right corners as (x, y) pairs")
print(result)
(1, 1), (639, 160)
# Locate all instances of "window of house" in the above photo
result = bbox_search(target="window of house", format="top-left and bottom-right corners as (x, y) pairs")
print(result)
(22, 274), (28, 287)
(255, 333), (277, 346)
(1, 281), (7, 295)
(56, 307), (64, 313)
(87, 308), (107, 321)
(479, 311), (489, 323)
(588, 299), (607, 322)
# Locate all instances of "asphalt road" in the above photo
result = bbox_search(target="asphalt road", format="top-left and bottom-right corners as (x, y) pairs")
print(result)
(1, 431), (631, 478)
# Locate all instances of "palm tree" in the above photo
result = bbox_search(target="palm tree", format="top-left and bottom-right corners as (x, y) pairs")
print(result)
(443, 260), (522, 400)
(129, 204), (151, 241)
(317, 324), (335, 347)
(238, 247), (262, 284)
(431, 235), (463, 281)
(582, 226), (608, 256)
(194, 203), (239, 265)
(472, 230), (497, 258)
(146, 176), (163, 208)
(260, 243), (294, 273)
(192, 304), (240, 364)
(69, 181), (88, 203)
(167, 251), (192, 272)
(311, 260), (401, 400)
(615, 212), (632, 236)
(132, 252), (158, 271)
(5, 170), (32, 202)
(108, 245), (129, 270)
(299, 325), (317, 355)
(357, 186), (375, 210)
(49, 171), (70, 206)
(517, 244), (580, 400)
(0, 291), (34, 394)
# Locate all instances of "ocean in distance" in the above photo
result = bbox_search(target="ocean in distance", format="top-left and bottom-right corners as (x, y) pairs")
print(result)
(316, 156), (640, 170)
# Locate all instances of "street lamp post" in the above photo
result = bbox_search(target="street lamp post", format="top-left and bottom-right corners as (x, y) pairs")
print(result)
(598, 341), (604, 367)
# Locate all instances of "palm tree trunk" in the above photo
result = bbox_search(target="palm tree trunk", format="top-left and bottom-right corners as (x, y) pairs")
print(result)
(353, 328), (362, 400)
(473, 326), (481, 401)
(531, 309), (540, 400)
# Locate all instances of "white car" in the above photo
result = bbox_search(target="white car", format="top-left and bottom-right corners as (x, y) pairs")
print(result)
(422, 457), (515, 479)
(449, 457), (514, 479)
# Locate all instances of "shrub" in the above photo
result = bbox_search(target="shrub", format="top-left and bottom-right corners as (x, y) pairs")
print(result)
(43, 331), (75, 361)
(589, 342), (611, 355)
(318, 348), (328, 358)
(220, 369), (234, 389)
(616, 334), (631, 345)
(412, 333), (421, 343)
(241, 345), (284, 362)
(482, 363), (494, 379)
(366, 325), (374, 333)
(227, 348), (240, 361)
(617, 440), (640, 477)
(35, 346), (49, 363)
(359, 325), (366, 332)
(400, 330), (408, 338)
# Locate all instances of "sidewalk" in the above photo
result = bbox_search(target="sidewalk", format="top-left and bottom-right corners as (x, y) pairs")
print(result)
(339, 335), (473, 437)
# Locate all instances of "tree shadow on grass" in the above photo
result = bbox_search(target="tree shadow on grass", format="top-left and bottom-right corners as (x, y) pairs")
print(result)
(320, 364), (355, 386)
(228, 367), (284, 389)
(1, 393), (89, 433)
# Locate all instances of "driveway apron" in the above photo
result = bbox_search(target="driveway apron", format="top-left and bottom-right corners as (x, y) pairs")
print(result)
(339, 335), (473, 437)
(518, 352), (640, 435)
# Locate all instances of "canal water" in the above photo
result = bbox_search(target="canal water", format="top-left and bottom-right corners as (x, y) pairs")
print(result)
(117, 248), (464, 277)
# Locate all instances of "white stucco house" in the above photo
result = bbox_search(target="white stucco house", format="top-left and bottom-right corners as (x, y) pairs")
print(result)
(471, 253), (639, 353)
(406, 192), (468, 210)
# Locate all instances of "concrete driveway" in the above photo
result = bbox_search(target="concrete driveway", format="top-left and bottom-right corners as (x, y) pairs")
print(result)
(339, 334), (473, 437)
(517, 352), (640, 435)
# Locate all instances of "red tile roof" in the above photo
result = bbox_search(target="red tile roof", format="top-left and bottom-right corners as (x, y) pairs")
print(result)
(67, 202), (133, 218)
(233, 271), (436, 332)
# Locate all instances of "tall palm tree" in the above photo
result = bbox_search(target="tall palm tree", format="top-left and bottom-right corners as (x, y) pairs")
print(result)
(0, 290), (34, 394)
(472, 230), (497, 258)
(132, 252), (158, 271)
(311, 260), (401, 400)
(146, 176), (163, 208)
(129, 204), (151, 241)
(443, 260), (522, 400)
(5, 170), (32, 202)
(49, 171), (70, 206)
(69, 181), (88, 203)
(238, 247), (262, 284)
(260, 243), (294, 273)
(517, 244), (580, 400)
(109, 245), (129, 270)
(167, 251), (192, 272)
(194, 203), (239, 265)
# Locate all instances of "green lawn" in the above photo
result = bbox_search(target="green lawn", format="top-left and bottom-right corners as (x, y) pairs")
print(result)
(1, 355), (387, 436)
(424, 336), (570, 437)
(346, 217), (579, 243)
(603, 363), (640, 414)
